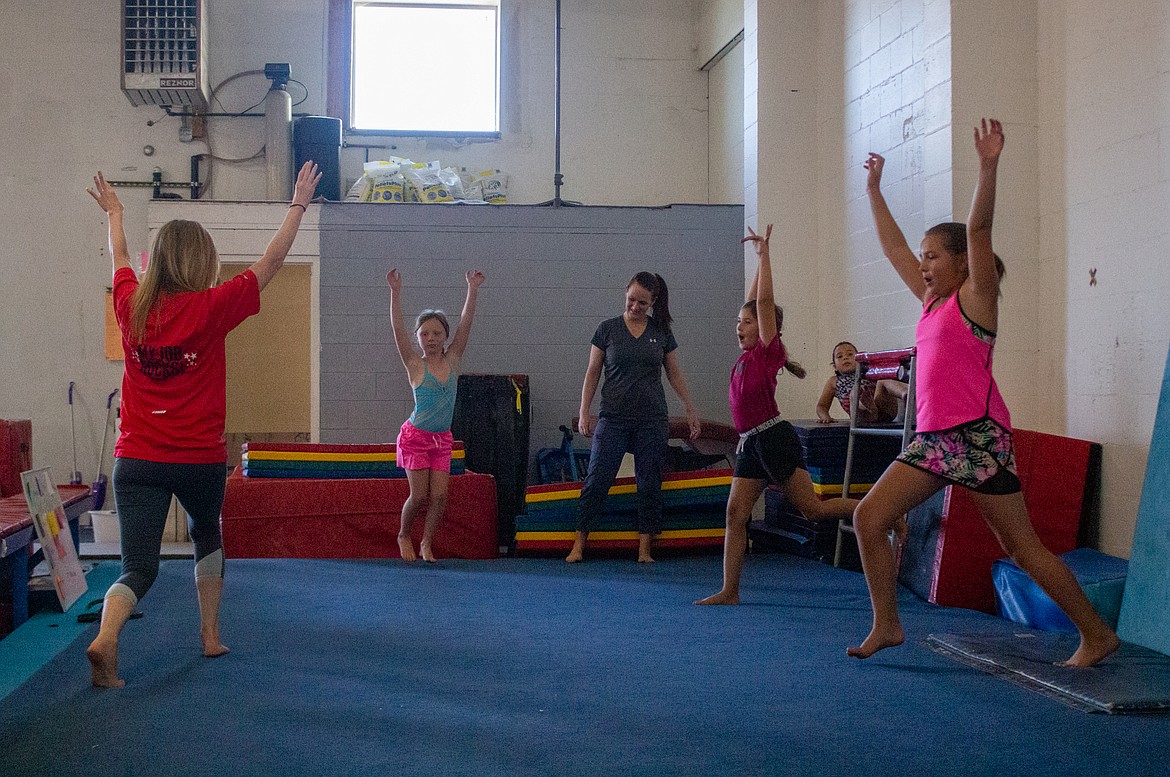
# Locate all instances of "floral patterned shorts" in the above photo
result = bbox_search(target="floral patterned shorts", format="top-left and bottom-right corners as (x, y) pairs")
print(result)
(896, 417), (1021, 495)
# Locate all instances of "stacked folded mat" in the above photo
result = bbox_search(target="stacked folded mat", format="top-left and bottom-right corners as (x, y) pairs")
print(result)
(241, 442), (466, 479)
(514, 469), (731, 552)
(790, 419), (903, 497)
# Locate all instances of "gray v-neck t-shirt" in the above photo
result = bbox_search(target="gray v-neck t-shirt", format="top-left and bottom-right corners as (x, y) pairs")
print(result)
(591, 316), (678, 421)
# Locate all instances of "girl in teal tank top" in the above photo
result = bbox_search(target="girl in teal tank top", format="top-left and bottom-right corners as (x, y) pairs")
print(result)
(408, 362), (458, 433)
(387, 268), (485, 563)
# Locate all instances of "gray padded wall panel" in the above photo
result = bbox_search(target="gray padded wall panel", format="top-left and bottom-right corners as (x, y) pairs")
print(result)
(318, 203), (744, 456)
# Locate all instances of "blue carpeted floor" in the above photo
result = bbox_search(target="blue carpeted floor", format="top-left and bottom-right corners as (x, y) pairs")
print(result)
(1, 554), (1168, 776)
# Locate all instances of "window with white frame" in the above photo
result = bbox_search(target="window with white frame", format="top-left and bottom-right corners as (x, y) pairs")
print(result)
(347, 0), (501, 135)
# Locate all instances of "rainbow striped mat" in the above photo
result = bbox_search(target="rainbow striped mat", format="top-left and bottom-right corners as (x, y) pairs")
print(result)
(241, 442), (466, 479)
(515, 469), (731, 551)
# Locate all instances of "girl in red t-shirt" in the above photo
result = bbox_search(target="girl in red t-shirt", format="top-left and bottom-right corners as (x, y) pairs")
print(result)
(84, 162), (321, 688)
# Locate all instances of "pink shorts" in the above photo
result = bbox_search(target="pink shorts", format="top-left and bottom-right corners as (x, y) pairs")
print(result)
(396, 420), (454, 472)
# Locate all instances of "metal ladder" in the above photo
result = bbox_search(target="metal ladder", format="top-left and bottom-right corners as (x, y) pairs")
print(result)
(833, 347), (917, 567)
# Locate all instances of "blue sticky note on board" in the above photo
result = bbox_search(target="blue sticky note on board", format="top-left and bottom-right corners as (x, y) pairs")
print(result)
(1118, 342), (1170, 656)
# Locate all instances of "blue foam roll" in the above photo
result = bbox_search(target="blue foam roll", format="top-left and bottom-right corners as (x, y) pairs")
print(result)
(994, 548), (1128, 632)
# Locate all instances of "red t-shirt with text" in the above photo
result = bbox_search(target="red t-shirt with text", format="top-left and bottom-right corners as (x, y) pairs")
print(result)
(112, 266), (261, 463)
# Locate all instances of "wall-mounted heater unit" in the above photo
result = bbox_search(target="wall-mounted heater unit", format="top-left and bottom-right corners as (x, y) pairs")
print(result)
(121, 0), (209, 109)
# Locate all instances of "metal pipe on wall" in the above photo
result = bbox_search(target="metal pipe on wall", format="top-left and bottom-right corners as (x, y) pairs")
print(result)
(265, 84), (293, 200)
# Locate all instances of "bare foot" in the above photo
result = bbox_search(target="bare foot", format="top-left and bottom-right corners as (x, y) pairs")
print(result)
(201, 626), (231, 657)
(398, 535), (417, 562)
(87, 638), (125, 689)
(1057, 632), (1121, 668)
(846, 625), (905, 659)
(694, 591), (739, 605)
(565, 546), (584, 563)
(637, 535), (654, 564)
(420, 540), (437, 564)
(202, 640), (231, 658)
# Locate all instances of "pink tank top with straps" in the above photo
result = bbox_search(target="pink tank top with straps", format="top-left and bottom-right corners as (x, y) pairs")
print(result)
(914, 293), (1011, 433)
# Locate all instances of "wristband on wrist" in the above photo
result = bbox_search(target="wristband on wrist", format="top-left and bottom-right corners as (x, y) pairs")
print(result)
(289, 203), (306, 212)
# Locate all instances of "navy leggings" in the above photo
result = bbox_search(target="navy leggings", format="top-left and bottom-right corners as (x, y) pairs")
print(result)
(576, 416), (669, 535)
(109, 457), (227, 602)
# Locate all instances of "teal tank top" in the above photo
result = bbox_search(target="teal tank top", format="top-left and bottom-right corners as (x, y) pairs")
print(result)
(408, 363), (458, 433)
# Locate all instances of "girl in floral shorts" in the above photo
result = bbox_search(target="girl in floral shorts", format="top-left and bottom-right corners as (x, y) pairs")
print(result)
(849, 118), (1118, 668)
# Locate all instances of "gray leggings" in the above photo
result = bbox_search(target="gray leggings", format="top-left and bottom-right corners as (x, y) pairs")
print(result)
(106, 457), (228, 604)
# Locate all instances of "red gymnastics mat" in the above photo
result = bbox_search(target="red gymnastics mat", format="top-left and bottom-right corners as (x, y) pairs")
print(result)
(899, 428), (1098, 613)
(221, 466), (498, 560)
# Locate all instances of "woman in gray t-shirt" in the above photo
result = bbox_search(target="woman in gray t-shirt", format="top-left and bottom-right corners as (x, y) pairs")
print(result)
(568, 271), (700, 564)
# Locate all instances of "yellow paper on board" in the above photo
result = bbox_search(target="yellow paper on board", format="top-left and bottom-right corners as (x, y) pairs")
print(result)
(21, 468), (88, 611)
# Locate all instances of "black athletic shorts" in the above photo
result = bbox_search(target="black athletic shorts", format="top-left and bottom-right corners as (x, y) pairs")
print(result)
(734, 420), (806, 484)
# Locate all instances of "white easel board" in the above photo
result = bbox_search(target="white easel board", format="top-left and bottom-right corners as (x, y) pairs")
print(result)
(20, 468), (87, 611)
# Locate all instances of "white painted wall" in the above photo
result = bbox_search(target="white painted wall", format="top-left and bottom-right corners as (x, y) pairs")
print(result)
(202, 0), (708, 206)
(0, 0), (709, 486)
(836, 0), (932, 364)
(744, 1), (818, 417)
(708, 41), (745, 205)
(698, 0), (744, 66)
(951, 1), (1041, 427)
(1036, 1), (1170, 556)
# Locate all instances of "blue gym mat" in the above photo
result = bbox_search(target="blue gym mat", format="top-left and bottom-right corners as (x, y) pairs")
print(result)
(927, 632), (1170, 714)
(1118, 341), (1170, 655)
(0, 561), (121, 700)
(2, 556), (1169, 776)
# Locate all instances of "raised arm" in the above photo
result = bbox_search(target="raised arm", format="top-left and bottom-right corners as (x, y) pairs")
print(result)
(664, 351), (700, 440)
(250, 161), (322, 292)
(578, 345), (605, 436)
(386, 269), (423, 379)
(742, 224), (777, 345)
(965, 118), (1004, 305)
(816, 375), (837, 423)
(87, 172), (133, 277)
(864, 153), (926, 301)
(446, 270), (485, 360)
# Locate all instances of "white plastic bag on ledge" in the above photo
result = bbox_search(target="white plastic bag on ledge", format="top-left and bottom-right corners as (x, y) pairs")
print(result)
(365, 160), (407, 203)
(403, 161), (455, 203)
(347, 160), (504, 204)
(439, 167), (466, 200)
(344, 175), (372, 202)
(458, 168), (483, 201)
(473, 169), (508, 204)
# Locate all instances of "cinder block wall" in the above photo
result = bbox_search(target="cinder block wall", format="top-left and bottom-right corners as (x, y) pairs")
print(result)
(318, 203), (745, 454)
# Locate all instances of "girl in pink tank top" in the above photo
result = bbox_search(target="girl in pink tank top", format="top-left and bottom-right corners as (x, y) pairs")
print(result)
(849, 119), (1118, 667)
(695, 225), (858, 606)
